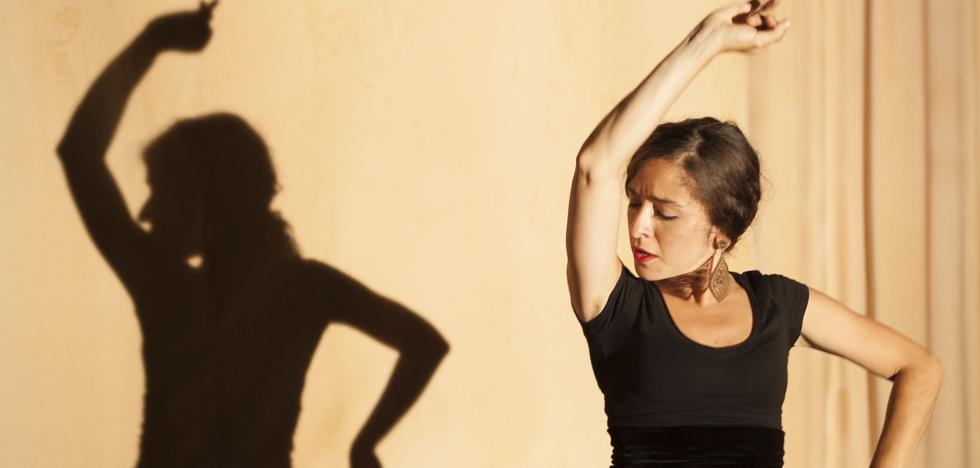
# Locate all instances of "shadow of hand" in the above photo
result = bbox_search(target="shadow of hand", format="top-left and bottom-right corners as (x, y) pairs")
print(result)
(145, 0), (219, 52)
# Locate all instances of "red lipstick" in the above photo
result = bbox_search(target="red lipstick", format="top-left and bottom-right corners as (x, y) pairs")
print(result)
(632, 247), (657, 263)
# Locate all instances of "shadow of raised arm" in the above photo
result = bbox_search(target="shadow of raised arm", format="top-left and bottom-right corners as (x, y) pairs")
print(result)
(55, 4), (217, 297)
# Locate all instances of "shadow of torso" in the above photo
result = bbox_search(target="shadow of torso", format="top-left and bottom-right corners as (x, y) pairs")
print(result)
(135, 254), (338, 468)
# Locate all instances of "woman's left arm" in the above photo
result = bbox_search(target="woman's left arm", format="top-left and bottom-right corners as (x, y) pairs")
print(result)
(797, 287), (944, 468)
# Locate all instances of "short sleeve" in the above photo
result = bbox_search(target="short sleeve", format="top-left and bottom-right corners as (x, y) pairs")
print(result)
(766, 273), (810, 346)
(578, 263), (644, 360)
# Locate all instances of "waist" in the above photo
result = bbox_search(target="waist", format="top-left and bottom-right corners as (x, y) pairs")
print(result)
(608, 425), (784, 468)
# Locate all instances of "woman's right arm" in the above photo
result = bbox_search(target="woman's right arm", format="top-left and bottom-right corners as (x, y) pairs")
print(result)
(566, 0), (791, 323)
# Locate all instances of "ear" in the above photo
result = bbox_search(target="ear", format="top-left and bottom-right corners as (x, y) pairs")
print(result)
(713, 231), (731, 250)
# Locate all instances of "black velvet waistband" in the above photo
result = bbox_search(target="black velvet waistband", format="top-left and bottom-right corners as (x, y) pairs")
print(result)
(607, 425), (785, 467)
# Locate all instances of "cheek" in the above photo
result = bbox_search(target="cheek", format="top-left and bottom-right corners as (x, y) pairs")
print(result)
(655, 222), (700, 248)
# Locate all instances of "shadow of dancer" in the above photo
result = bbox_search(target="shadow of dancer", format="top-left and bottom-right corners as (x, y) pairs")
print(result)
(55, 3), (449, 467)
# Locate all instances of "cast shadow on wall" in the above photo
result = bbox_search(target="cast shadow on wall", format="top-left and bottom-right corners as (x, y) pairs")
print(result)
(54, 4), (449, 467)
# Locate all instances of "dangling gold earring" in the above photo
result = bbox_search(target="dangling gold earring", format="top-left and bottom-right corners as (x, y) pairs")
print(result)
(708, 239), (730, 301)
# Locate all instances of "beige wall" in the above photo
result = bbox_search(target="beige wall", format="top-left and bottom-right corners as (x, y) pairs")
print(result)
(2, 1), (975, 467)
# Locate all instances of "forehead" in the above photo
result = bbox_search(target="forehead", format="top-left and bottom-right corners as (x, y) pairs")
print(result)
(627, 159), (692, 205)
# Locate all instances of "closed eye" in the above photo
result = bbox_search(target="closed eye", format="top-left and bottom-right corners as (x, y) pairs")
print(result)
(627, 203), (677, 220)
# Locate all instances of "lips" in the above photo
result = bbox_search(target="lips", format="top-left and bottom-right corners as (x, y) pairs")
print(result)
(632, 247), (657, 263)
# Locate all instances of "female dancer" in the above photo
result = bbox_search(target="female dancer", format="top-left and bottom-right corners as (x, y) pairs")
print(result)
(566, 1), (943, 466)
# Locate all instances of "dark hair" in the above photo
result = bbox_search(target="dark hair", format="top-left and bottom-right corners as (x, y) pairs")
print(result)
(625, 116), (762, 252)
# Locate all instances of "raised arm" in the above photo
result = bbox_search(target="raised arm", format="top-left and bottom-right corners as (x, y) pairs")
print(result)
(55, 3), (216, 295)
(566, 0), (791, 323)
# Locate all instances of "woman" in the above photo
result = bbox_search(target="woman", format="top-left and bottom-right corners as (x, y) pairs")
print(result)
(566, 1), (943, 466)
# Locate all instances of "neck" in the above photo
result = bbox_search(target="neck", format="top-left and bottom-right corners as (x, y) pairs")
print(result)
(654, 252), (731, 305)
(201, 217), (300, 275)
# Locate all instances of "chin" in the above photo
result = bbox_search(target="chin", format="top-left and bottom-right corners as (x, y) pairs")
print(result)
(634, 262), (667, 279)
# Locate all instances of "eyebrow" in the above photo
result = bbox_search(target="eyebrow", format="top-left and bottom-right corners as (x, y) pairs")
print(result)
(627, 187), (684, 207)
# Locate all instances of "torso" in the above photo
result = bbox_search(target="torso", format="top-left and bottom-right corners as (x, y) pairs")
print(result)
(578, 267), (806, 431)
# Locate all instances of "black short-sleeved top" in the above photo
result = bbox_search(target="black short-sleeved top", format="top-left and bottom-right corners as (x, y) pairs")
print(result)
(578, 263), (809, 466)
(579, 263), (810, 429)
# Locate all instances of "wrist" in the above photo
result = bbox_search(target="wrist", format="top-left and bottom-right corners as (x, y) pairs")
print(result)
(677, 23), (720, 65)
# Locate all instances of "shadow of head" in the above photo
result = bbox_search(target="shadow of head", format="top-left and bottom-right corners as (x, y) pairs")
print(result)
(136, 113), (295, 258)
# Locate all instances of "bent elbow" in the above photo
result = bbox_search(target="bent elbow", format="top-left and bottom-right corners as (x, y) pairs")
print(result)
(56, 139), (70, 160)
(55, 138), (83, 162)
(916, 355), (945, 389)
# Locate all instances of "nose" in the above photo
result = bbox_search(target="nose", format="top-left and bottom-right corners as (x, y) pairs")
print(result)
(628, 204), (653, 240)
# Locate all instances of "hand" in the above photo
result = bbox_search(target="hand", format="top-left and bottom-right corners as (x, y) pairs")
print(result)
(695, 0), (791, 55)
(144, 1), (218, 52)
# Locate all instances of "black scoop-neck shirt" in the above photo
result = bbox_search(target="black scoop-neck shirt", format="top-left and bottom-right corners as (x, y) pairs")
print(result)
(578, 263), (810, 431)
